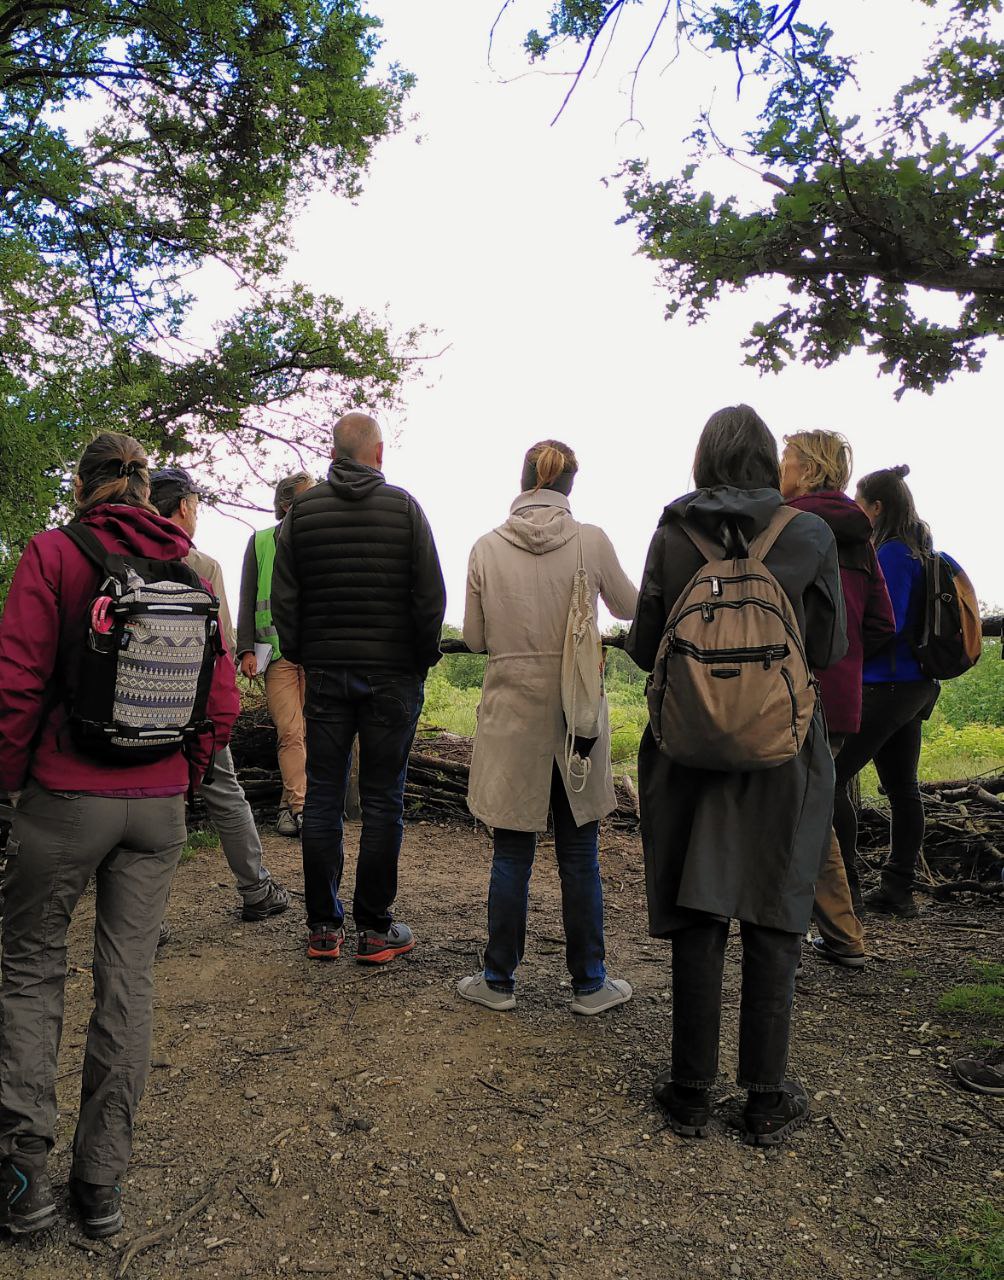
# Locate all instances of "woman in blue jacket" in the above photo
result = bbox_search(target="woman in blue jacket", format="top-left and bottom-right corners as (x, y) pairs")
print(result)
(834, 465), (942, 918)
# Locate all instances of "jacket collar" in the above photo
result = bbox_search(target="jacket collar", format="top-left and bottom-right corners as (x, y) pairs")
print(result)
(510, 488), (571, 515)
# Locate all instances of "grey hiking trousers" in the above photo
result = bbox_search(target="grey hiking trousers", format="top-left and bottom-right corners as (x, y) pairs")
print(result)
(0, 781), (185, 1184)
(199, 746), (271, 901)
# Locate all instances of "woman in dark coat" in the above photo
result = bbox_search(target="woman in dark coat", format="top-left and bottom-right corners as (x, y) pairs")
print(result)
(626, 405), (846, 1147)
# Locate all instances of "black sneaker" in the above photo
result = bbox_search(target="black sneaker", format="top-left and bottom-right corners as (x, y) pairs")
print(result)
(951, 1047), (1004, 1097)
(241, 880), (290, 922)
(356, 922), (415, 965)
(69, 1177), (123, 1239)
(810, 938), (866, 969)
(0, 1151), (57, 1235)
(863, 886), (919, 918)
(742, 1079), (809, 1147)
(652, 1073), (711, 1138)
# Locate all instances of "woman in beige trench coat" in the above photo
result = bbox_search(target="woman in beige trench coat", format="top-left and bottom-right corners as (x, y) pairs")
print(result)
(457, 441), (638, 1015)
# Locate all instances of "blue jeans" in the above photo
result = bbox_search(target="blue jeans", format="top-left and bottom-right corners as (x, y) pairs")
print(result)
(484, 766), (605, 995)
(301, 668), (423, 930)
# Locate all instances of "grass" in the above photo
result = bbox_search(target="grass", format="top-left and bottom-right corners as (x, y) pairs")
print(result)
(181, 827), (221, 865)
(936, 961), (1004, 1022)
(913, 1203), (1004, 1280)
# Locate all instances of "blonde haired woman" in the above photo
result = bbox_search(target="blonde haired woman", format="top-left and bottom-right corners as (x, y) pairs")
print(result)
(780, 430), (895, 931)
(458, 441), (638, 1014)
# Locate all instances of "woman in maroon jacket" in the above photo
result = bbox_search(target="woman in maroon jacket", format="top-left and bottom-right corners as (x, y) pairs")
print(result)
(0, 433), (239, 1240)
(781, 430), (896, 958)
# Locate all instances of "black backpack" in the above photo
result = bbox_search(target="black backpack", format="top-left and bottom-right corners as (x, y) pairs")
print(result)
(61, 524), (222, 767)
(912, 551), (982, 681)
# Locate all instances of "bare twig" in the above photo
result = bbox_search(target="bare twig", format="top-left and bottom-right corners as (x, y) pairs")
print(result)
(117, 1182), (221, 1277)
(448, 1189), (475, 1237)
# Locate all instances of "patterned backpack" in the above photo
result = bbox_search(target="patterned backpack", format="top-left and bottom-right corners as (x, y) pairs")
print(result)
(646, 507), (817, 771)
(60, 523), (222, 766)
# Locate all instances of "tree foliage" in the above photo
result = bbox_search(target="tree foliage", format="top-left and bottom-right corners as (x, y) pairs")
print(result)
(513, 1), (1004, 395)
(0, 0), (415, 581)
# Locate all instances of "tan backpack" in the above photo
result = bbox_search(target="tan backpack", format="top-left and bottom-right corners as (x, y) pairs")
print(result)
(646, 506), (816, 771)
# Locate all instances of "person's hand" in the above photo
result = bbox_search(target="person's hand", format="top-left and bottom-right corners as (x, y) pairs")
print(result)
(240, 652), (259, 679)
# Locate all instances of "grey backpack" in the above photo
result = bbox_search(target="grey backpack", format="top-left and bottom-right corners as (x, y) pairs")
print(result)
(646, 507), (816, 771)
(60, 523), (222, 767)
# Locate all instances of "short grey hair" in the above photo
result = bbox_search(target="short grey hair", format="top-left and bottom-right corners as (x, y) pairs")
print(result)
(333, 411), (381, 460)
(274, 470), (313, 520)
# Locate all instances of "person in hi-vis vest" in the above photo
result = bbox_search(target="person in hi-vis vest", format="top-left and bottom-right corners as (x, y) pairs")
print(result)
(237, 472), (313, 836)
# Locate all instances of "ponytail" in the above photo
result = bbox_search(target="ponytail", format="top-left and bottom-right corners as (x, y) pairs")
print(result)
(75, 432), (156, 515)
(856, 464), (933, 558)
(520, 439), (580, 496)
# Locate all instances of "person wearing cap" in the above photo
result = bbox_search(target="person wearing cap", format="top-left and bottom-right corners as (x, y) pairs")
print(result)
(236, 472), (314, 838)
(149, 467), (289, 924)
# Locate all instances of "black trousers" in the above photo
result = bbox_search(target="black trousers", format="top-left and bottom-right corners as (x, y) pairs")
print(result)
(670, 918), (802, 1092)
(833, 680), (939, 897)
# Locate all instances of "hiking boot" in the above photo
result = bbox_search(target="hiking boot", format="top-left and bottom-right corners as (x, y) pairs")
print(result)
(863, 886), (919, 918)
(457, 973), (516, 1011)
(652, 1074), (711, 1138)
(0, 1147), (57, 1236)
(307, 924), (345, 960)
(158, 919), (171, 947)
(809, 938), (866, 969)
(570, 978), (632, 1016)
(742, 1079), (809, 1147)
(69, 1177), (123, 1239)
(275, 808), (299, 838)
(951, 1047), (1004, 1097)
(241, 880), (290, 922)
(356, 923), (415, 965)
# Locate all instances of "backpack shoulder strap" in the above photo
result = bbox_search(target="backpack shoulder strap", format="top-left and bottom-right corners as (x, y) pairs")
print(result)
(60, 523), (127, 582)
(748, 506), (802, 563)
(679, 522), (724, 564)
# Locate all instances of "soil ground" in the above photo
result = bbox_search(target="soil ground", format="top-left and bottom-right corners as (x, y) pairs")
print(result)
(3, 821), (1002, 1280)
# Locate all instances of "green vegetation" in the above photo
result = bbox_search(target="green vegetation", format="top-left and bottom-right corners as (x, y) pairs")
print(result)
(0, 1), (415, 591)
(914, 1203), (1004, 1280)
(425, 635), (1004, 786)
(181, 828), (221, 866)
(937, 961), (1004, 1022)
(516, 2), (1004, 396)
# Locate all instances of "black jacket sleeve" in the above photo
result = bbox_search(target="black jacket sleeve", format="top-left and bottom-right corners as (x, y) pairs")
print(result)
(409, 497), (447, 675)
(625, 528), (667, 673)
(271, 515), (301, 665)
(804, 526), (848, 672)
(235, 533), (260, 658)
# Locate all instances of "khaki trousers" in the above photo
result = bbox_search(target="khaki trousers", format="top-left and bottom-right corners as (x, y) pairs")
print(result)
(265, 657), (306, 813)
(0, 783), (185, 1182)
(813, 735), (865, 957)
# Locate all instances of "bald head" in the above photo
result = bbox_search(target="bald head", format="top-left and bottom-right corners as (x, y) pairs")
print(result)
(333, 412), (383, 468)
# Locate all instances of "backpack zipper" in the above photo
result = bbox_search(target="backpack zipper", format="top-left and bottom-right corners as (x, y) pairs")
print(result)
(670, 638), (789, 667)
(670, 598), (811, 671)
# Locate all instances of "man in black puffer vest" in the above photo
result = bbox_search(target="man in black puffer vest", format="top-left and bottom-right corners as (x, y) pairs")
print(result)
(272, 412), (446, 964)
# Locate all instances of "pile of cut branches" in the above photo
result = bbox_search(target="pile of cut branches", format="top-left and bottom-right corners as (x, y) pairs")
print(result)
(858, 775), (1004, 897)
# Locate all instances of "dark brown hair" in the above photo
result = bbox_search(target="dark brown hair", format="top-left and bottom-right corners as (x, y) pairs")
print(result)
(856, 464), (932, 558)
(693, 404), (781, 491)
(521, 439), (579, 494)
(76, 432), (156, 515)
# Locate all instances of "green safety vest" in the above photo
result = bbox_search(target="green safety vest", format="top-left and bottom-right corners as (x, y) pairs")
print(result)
(254, 526), (281, 659)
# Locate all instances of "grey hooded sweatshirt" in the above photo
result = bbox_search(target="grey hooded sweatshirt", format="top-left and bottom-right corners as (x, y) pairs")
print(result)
(463, 489), (638, 831)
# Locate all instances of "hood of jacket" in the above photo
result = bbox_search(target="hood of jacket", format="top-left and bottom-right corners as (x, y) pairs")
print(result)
(79, 503), (193, 560)
(327, 458), (386, 501)
(495, 489), (577, 556)
(788, 490), (872, 545)
(788, 490), (873, 569)
(660, 486), (783, 544)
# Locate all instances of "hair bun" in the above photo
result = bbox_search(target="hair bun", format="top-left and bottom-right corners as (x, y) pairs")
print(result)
(890, 464), (911, 479)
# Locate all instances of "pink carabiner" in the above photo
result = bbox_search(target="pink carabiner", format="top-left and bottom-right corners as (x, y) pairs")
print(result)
(91, 596), (114, 634)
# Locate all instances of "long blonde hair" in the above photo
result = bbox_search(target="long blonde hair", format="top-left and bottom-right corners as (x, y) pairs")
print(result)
(75, 432), (156, 515)
(783, 429), (853, 493)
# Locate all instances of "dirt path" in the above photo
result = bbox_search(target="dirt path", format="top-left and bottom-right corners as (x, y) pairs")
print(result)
(4, 822), (1002, 1280)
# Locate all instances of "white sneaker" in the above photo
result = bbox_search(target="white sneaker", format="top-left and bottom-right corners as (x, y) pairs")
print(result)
(457, 973), (516, 1011)
(571, 978), (633, 1016)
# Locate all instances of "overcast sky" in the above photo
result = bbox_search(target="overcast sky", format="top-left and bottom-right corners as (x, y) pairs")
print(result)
(194, 0), (1003, 625)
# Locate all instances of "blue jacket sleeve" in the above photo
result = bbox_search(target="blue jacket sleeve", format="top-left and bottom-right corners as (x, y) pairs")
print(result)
(876, 542), (915, 638)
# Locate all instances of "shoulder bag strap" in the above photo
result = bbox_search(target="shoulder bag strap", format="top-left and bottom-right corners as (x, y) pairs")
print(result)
(60, 522), (127, 583)
(679, 522), (724, 564)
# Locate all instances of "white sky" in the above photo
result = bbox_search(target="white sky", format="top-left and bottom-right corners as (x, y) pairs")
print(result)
(194, 0), (1004, 623)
